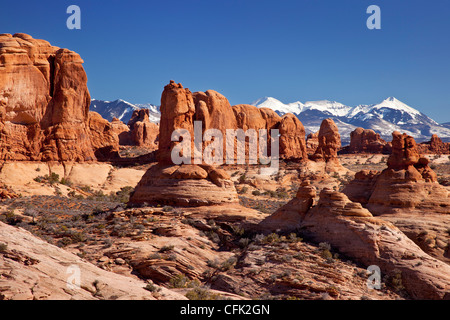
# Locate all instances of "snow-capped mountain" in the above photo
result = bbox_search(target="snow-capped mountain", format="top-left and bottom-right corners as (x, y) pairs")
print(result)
(90, 99), (160, 124)
(89, 96), (450, 145)
(252, 96), (450, 144)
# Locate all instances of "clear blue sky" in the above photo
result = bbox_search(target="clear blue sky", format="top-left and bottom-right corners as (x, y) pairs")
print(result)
(2, 0), (450, 122)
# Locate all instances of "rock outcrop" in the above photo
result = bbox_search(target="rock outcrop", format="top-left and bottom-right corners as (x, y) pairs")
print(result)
(348, 127), (391, 154)
(0, 33), (116, 162)
(310, 119), (341, 163)
(278, 113), (308, 161)
(344, 131), (448, 214)
(157, 80), (308, 164)
(0, 221), (185, 300)
(129, 163), (238, 206)
(343, 132), (450, 262)
(306, 132), (319, 156)
(157, 81), (195, 163)
(260, 188), (450, 299)
(87, 112), (120, 160)
(259, 180), (316, 230)
(417, 134), (450, 154)
(110, 117), (132, 145)
(127, 109), (159, 150)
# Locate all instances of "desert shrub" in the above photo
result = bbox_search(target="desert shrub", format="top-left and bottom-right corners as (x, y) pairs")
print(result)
(319, 242), (333, 261)
(0, 210), (23, 226)
(148, 253), (162, 260)
(231, 225), (245, 237)
(252, 190), (261, 196)
(169, 274), (196, 288)
(144, 283), (161, 293)
(288, 233), (302, 242)
(238, 186), (248, 194)
(70, 231), (88, 243)
(159, 245), (175, 253)
(220, 257), (237, 271)
(238, 238), (250, 248)
(60, 178), (72, 186)
(162, 206), (174, 212)
(111, 186), (134, 203)
(0, 243), (8, 253)
(262, 233), (281, 244)
(48, 173), (60, 184)
(185, 286), (221, 300)
(207, 258), (220, 269)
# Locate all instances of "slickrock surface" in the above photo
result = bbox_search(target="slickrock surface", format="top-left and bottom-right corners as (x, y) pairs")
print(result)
(261, 188), (450, 299)
(0, 221), (185, 300)
(0, 33), (116, 161)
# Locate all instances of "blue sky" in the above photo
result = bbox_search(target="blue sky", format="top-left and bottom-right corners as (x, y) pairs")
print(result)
(2, 0), (450, 122)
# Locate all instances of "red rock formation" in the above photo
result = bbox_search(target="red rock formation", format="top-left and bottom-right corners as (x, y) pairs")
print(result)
(259, 180), (316, 230)
(311, 118), (341, 163)
(157, 81), (195, 163)
(127, 109), (159, 150)
(343, 132), (448, 214)
(87, 112), (120, 160)
(279, 113), (308, 161)
(0, 33), (116, 161)
(110, 117), (131, 145)
(261, 188), (450, 299)
(157, 80), (307, 164)
(348, 127), (390, 154)
(306, 132), (319, 156)
(417, 134), (450, 154)
(129, 163), (238, 206)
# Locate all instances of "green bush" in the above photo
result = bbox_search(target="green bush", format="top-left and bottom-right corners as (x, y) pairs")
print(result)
(252, 190), (261, 196)
(185, 287), (221, 300)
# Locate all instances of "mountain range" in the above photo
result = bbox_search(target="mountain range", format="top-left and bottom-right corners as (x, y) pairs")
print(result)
(90, 99), (160, 124)
(89, 97), (450, 144)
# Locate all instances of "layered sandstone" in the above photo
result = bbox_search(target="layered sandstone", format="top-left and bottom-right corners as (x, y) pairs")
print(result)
(0, 221), (185, 300)
(0, 33), (115, 161)
(306, 132), (319, 156)
(261, 188), (450, 299)
(129, 163), (239, 206)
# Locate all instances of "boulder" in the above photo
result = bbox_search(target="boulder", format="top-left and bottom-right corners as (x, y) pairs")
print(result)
(128, 163), (239, 207)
